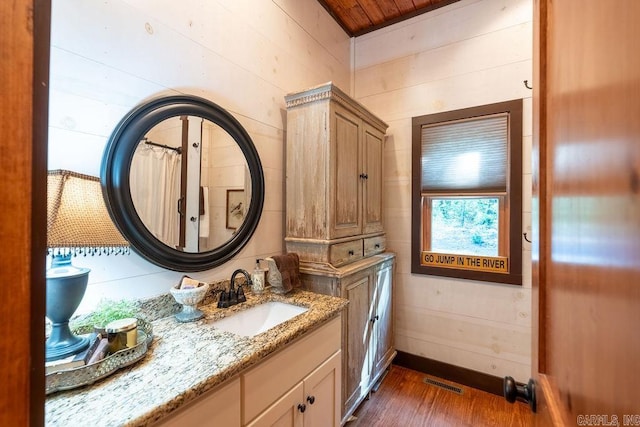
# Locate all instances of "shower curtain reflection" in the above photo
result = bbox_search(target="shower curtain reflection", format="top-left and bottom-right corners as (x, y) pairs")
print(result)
(130, 143), (181, 248)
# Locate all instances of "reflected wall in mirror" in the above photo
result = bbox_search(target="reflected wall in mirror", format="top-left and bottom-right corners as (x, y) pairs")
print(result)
(130, 117), (251, 252)
(102, 95), (264, 271)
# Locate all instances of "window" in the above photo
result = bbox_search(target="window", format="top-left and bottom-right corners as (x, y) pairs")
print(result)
(411, 100), (523, 285)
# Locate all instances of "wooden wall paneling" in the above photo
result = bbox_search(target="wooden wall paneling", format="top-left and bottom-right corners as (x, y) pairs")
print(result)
(271, 0), (351, 68)
(47, 0), (351, 302)
(355, 22), (532, 98)
(353, 0), (531, 69)
(395, 308), (531, 362)
(359, 60), (532, 123)
(395, 277), (531, 326)
(0, 0), (50, 425)
(395, 333), (531, 382)
(354, 0), (533, 381)
(215, 0), (351, 89)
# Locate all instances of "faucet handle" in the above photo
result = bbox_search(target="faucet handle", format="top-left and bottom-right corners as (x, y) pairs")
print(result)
(237, 285), (247, 303)
(217, 291), (229, 308)
(228, 288), (238, 305)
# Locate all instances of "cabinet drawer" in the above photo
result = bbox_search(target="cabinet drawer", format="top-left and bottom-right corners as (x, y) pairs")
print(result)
(155, 377), (240, 426)
(242, 316), (341, 424)
(330, 240), (363, 266)
(364, 236), (386, 257)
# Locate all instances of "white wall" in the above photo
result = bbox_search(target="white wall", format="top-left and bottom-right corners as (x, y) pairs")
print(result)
(353, 0), (533, 381)
(50, 0), (533, 382)
(48, 0), (351, 312)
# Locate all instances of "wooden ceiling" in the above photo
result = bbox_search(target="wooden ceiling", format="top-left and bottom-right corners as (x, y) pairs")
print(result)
(317, 0), (461, 37)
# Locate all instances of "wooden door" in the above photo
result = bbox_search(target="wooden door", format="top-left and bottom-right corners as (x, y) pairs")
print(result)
(532, 0), (640, 424)
(343, 270), (373, 417)
(247, 382), (304, 427)
(331, 104), (363, 239)
(362, 122), (385, 235)
(1, 1), (49, 426)
(304, 351), (341, 427)
(372, 260), (394, 379)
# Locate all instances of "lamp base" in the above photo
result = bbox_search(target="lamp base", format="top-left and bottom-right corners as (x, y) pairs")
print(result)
(45, 325), (89, 361)
(46, 254), (91, 362)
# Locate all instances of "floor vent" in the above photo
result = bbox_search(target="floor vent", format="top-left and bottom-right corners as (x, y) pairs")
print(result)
(423, 377), (464, 395)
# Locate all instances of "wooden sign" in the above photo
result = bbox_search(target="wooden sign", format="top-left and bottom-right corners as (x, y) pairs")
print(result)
(420, 251), (508, 273)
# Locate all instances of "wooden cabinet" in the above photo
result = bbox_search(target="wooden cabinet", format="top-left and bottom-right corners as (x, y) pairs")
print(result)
(243, 316), (342, 426)
(300, 255), (395, 424)
(154, 377), (241, 427)
(247, 352), (341, 427)
(371, 260), (395, 381)
(285, 83), (394, 424)
(284, 82), (388, 265)
(155, 316), (342, 427)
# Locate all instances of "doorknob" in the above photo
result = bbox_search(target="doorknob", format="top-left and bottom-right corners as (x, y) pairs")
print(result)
(503, 376), (536, 413)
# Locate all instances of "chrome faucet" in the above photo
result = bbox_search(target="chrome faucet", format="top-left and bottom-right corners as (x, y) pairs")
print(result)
(217, 269), (251, 308)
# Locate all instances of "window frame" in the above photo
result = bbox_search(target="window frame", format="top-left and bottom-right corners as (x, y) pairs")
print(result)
(422, 194), (507, 255)
(411, 99), (523, 285)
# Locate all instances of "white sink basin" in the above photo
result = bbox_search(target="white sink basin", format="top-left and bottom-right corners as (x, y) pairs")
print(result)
(211, 301), (308, 337)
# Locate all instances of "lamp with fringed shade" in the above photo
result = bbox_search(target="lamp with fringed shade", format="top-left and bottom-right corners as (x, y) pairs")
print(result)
(46, 170), (129, 361)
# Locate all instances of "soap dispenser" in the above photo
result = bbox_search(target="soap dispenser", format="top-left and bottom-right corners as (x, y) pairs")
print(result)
(251, 259), (265, 294)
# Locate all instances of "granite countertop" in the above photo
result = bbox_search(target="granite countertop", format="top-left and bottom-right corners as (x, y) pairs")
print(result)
(45, 288), (348, 427)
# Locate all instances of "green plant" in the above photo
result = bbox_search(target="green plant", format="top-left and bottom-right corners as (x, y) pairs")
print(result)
(71, 298), (138, 332)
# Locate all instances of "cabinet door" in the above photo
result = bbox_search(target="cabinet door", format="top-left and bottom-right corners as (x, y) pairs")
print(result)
(372, 261), (395, 381)
(247, 383), (304, 427)
(155, 377), (240, 427)
(330, 104), (362, 239)
(304, 351), (341, 427)
(343, 269), (373, 416)
(362, 122), (384, 235)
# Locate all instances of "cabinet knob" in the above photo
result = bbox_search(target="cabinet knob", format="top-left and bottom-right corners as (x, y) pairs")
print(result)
(348, 250), (355, 256)
(190, 216), (197, 222)
(371, 314), (379, 323)
(297, 403), (307, 413)
(306, 395), (315, 405)
(503, 376), (537, 413)
(359, 173), (368, 179)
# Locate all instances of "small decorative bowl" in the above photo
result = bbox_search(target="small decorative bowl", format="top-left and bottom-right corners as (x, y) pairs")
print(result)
(169, 283), (210, 322)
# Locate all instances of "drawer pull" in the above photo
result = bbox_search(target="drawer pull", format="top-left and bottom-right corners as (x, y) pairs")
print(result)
(374, 243), (380, 249)
(297, 403), (307, 413)
(307, 395), (315, 405)
(348, 250), (354, 256)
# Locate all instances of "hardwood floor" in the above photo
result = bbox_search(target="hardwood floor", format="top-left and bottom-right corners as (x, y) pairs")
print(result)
(346, 365), (534, 427)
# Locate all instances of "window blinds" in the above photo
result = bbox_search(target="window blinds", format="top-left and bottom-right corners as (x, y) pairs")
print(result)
(421, 113), (508, 194)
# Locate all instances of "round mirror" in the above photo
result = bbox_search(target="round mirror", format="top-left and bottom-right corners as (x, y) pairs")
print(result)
(101, 95), (264, 271)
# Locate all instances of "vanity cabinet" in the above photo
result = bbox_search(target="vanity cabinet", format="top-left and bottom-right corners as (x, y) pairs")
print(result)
(247, 352), (340, 427)
(300, 254), (395, 424)
(243, 316), (341, 426)
(284, 82), (388, 265)
(155, 315), (341, 427)
(154, 377), (241, 426)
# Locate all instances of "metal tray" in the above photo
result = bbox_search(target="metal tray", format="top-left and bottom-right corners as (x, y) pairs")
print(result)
(45, 318), (153, 394)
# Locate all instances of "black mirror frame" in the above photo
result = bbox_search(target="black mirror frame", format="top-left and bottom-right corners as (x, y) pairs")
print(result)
(100, 94), (264, 272)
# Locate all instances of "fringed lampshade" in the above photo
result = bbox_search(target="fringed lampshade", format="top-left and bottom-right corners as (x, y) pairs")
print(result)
(45, 170), (129, 361)
(47, 169), (129, 254)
